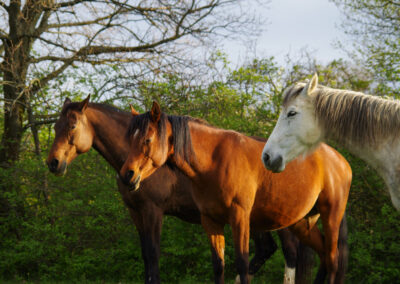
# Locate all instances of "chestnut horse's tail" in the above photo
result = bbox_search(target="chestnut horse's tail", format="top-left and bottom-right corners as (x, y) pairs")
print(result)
(295, 213), (348, 284)
(334, 212), (348, 284)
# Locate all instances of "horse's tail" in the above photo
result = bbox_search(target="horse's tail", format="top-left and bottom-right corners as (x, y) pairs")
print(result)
(295, 242), (314, 284)
(334, 212), (348, 284)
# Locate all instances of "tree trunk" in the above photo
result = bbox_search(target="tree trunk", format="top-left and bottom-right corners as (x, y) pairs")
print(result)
(0, 0), (31, 165)
(0, 60), (27, 165)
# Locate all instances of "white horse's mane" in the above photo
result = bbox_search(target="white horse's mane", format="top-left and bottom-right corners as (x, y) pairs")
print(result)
(283, 83), (400, 147)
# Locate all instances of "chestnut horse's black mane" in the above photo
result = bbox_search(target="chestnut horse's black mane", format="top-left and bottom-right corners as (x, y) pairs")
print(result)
(127, 112), (207, 163)
(126, 111), (268, 164)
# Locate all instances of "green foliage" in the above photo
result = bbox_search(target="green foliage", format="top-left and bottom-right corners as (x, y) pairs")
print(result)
(1, 52), (399, 283)
(331, 0), (400, 98)
(0, 151), (143, 282)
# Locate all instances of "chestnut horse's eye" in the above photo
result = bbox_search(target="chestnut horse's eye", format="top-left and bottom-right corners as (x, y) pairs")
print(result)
(70, 125), (76, 130)
(145, 138), (151, 145)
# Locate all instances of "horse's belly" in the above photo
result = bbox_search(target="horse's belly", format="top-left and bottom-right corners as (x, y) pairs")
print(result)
(250, 190), (320, 231)
(250, 207), (304, 231)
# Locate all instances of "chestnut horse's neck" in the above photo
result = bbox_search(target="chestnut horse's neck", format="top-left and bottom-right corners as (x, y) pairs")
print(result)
(170, 120), (266, 179)
(85, 104), (130, 171)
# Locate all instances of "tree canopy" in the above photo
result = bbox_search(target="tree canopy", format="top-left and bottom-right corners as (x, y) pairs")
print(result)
(331, 0), (400, 96)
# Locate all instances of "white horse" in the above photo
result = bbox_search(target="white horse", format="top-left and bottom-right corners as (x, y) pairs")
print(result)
(262, 74), (400, 211)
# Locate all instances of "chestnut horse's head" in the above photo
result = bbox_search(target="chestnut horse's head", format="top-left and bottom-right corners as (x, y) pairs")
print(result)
(47, 95), (94, 175)
(120, 102), (172, 190)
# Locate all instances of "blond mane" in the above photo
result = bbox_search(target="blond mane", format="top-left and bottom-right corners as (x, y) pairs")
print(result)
(283, 83), (400, 147)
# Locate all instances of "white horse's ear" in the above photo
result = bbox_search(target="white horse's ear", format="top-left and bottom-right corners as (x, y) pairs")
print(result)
(305, 73), (318, 96)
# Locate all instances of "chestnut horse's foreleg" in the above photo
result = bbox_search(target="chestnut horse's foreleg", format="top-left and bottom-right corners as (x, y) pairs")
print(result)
(201, 214), (225, 284)
(319, 203), (347, 284)
(128, 207), (163, 284)
(230, 204), (251, 284)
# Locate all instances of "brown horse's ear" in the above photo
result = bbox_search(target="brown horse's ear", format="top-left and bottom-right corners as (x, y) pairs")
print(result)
(79, 94), (90, 112)
(150, 101), (161, 122)
(130, 104), (139, 116)
(63, 97), (72, 106)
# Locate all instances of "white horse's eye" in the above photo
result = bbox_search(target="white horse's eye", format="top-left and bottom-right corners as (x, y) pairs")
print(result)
(287, 111), (297, 117)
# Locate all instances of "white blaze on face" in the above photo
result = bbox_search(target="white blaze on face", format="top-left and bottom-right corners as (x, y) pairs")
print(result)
(133, 129), (139, 139)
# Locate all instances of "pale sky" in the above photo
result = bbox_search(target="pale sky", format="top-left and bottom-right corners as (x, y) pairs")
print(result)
(224, 0), (348, 65)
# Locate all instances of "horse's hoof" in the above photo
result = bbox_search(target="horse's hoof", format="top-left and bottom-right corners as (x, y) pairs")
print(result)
(234, 274), (254, 284)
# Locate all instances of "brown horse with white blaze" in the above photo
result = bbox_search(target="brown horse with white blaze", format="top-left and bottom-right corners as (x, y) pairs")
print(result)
(47, 96), (320, 284)
(120, 102), (352, 284)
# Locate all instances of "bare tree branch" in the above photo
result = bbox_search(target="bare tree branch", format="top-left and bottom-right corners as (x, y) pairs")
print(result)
(0, 1), (8, 11)
(23, 118), (58, 130)
(0, 0), (264, 162)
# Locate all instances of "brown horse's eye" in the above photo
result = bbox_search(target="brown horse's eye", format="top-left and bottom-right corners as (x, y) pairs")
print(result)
(145, 138), (151, 145)
(70, 125), (76, 130)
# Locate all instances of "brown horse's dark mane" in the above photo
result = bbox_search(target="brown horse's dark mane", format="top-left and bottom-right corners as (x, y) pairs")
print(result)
(61, 102), (130, 128)
(90, 103), (129, 115)
(62, 102), (128, 115)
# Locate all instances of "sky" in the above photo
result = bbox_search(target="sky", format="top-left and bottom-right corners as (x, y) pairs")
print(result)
(224, 0), (348, 66)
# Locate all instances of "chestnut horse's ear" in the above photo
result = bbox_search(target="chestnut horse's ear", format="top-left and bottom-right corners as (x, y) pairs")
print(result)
(130, 104), (139, 116)
(79, 94), (90, 112)
(150, 101), (161, 123)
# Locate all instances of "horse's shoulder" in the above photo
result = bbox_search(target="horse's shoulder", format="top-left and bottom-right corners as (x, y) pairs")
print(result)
(315, 143), (352, 177)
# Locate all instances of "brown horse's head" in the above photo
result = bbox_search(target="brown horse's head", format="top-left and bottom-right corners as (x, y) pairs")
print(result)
(120, 101), (173, 190)
(47, 95), (94, 175)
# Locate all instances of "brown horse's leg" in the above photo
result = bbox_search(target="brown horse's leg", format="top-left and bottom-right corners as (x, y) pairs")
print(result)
(128, 206), (163, 284)
(278, 228), (299, 284)
(201, 215), (225, 284)
(334, 213), (348, 284)
(235, 231), (275, 284)
(249, 231), (277, 275)
(289, 215), (327, 284)
(230, 204), (251, 284)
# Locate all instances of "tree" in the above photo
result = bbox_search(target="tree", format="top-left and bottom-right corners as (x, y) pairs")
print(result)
(331, 0), (400, 97)
(0, 0), (262, 164)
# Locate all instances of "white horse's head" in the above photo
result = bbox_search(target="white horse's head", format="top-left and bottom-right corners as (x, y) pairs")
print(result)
(262, 74), (323, 172)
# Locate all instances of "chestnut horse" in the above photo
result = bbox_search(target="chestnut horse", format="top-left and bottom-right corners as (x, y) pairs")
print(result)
(120, 102), (352, 284)
(46, 96), (319, 284)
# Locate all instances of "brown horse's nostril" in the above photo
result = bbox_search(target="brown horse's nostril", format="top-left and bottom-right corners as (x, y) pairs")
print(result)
(125, 170), (134, 182)
(49, 158), (59, 171)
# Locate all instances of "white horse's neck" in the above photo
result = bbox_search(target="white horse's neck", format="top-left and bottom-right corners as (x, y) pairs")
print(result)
(338, 138), (400, 211)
